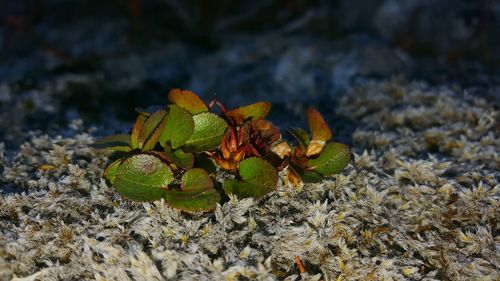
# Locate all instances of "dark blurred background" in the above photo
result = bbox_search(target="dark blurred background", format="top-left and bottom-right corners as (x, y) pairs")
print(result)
(0, 0), (499, 148)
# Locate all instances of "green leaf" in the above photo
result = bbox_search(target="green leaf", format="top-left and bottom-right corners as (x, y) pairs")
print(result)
(224, 102), (271, 124)
(139, 110), (167, 151)
(222, 180), (254, 197)
(103, 159), (123, 184)
(295, 167), (324, 183)
(223, 157), (278, 199)
(181, 168), (214, 190)
(307, 142), (350, 176)
(164, 189), (220, 213)
(287, 128), (310, 149)
(165, 146), (194, 169)
(93, 134), (131, 152)
(237, 158), (277, 186)
(183, 112), (228, 152)
(168, 89), (208, 114)
(164, 168), (220, 213)
(114, 154), (173, 201)
(159, 105), (194, 149)
(131, 113), (148, 149)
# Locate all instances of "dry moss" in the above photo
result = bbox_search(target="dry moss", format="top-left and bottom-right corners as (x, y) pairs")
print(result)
(1, 79), (499, 280)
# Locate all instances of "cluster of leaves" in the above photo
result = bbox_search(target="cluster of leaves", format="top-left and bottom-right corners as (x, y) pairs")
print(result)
(95, 89), (350, 213)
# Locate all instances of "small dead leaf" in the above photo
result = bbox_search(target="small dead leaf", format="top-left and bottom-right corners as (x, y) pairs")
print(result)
(271, 142), (291, 159)
(286, 168), (302, 188)
(305, 140), (326, 157)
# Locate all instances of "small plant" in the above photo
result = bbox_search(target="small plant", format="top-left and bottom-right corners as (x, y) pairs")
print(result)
(94, 89), (350, 213)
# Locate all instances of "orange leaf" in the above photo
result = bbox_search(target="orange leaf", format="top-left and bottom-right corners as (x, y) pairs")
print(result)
(306, 108), (332, 156)
(224, 102), (271, 125)
(131, 112), (148, 149)
(167, 89), (208, 114)
(251, 119), (280, 144)
(286, 168), (302, 188)
(307, 108), (332, 142)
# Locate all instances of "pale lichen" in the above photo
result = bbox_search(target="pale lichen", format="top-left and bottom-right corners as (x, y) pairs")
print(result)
(1, 79), (499, 280)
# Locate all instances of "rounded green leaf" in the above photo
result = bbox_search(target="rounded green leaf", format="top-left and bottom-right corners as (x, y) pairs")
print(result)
(183, 112), (228, 152)
(239, 157), (278, 187)
(296, 168), (324, 183)
(164, 168), (219, 213)
(164, 188), (220, 213)
(114, 154), (173, 201)
(181, 168), (214, 190)
(165, 147), (194, 169)
(223, 180), (255, 199)
(103, 159), (123, 184)
(307, 142), (350, 176)
(159, 105), (194, 149)
(223, 157), (278, 199)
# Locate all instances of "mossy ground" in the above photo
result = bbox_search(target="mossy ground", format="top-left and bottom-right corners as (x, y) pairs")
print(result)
(1, 79), (498, 280)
